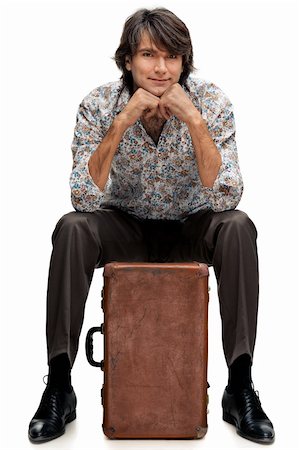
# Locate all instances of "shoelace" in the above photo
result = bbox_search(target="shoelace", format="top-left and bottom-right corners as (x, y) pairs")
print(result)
(37, 377), (65, 419)
(42, 389), (64, 419)
(237, 385), (268, 421)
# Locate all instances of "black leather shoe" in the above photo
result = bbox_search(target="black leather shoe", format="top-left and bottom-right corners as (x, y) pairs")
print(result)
(28, 384), (77, 443)
(222, 385), (275, 444)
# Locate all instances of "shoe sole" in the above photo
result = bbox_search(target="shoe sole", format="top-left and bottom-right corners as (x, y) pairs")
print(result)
(223, 411), (275, 445)
(28, 410), (76, 444)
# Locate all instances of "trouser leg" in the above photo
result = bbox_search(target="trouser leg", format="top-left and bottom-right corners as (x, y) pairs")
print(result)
(168, 208), (259, 368)
(46, 207), (149, 368)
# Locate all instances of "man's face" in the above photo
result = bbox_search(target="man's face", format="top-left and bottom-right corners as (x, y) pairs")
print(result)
(125, 31), (183, 97)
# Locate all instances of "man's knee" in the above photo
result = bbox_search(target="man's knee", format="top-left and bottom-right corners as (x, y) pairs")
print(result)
(51, 211), (93, 243)
(218, 209), (258, 238)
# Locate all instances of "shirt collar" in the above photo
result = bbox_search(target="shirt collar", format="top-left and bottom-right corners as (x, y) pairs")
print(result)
(114, 84), (131, 114)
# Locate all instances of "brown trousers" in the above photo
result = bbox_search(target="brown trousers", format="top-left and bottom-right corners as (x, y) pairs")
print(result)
(46, 206), (259, 369)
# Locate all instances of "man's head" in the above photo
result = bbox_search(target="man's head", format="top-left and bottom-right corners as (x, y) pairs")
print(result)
(114, 8), (195, 96)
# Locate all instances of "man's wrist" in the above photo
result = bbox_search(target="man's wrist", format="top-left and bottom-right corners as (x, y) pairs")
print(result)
(114, 112), (131, 132)
(185, 109), (206, 130)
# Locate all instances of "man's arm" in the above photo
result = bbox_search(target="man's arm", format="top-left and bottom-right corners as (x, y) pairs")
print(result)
(88, 88), (165, 191)
(196, 101), (244, 212)
(69, 95), (112, 212)
(88, 117), (127, 192)
(159, 83), (244, 212)
(70, 88), (163, 211)
(185, 112), (222, 188)
(159, 83), (222, 188)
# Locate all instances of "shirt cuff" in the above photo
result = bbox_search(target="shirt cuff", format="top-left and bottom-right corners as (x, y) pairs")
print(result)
(85, 158), (112, 195)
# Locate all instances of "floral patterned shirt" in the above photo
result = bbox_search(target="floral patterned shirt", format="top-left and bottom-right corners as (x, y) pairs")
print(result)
(69, 76), (244, 221)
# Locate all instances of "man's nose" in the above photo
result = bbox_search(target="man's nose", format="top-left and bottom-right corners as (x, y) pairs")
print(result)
(154, 58), (167, 73)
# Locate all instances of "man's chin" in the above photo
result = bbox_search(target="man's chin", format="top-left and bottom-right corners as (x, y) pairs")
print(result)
(133, 80), (172, 97)
(146, 85), (168, 97)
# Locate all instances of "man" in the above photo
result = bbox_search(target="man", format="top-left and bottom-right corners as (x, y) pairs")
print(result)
(28, 7), (275, 445)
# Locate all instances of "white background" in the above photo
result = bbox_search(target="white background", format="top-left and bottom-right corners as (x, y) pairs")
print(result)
(1, 0), (299, 449)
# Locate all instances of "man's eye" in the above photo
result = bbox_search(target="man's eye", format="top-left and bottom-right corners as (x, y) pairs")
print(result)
(168, 55), (177, 59)
(143, 52), (152, 57)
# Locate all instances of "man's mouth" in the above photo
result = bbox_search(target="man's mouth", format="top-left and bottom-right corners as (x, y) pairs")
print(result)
(149, 78), (170, 82)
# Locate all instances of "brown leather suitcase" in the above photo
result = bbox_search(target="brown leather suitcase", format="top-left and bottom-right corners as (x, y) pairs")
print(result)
(86, 261), (209, 439)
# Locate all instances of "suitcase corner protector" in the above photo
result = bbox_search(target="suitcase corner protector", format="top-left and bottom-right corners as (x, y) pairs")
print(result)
(102, 425), (116, 439)
(195, 425), (208, 439)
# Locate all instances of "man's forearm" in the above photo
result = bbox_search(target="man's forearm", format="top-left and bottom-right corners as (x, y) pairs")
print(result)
(186, 111), (222, 188)
(88, 116), (128, 191)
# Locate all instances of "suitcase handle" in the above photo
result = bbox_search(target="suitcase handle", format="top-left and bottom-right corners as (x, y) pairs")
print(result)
(85, 326), (102, 367)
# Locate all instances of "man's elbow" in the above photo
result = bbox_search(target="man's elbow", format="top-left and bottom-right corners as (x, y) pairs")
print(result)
(209, 183), (244, 212)
(70, 192), (99, 213)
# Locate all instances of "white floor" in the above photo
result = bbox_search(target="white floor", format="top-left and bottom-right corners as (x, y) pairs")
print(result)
(2, 268), (298, 450)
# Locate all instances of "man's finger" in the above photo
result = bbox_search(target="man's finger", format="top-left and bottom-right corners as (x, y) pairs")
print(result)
(142, 107), (157, 120)
(165, 107), (172, 119)
(155, 108), (164, 120)
(159, 103), (171, 120)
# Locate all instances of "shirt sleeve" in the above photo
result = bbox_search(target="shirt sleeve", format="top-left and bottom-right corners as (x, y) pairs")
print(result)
(69, 95), (112, 212)
(200, 95), (244, 212)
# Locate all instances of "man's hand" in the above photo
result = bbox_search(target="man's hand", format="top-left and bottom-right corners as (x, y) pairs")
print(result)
(117, 88), (163, 129)
(159, 83), (203, 125)
(116, 84), (203, 130)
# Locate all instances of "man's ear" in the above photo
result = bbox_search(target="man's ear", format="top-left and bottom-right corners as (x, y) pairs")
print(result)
(125, 56), (131, 71)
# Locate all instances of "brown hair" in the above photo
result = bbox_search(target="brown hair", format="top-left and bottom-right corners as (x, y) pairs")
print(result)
(114, 8), (195, 94)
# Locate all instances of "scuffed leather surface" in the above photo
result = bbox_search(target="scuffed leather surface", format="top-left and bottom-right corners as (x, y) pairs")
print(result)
(102, 262), (209, 439)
